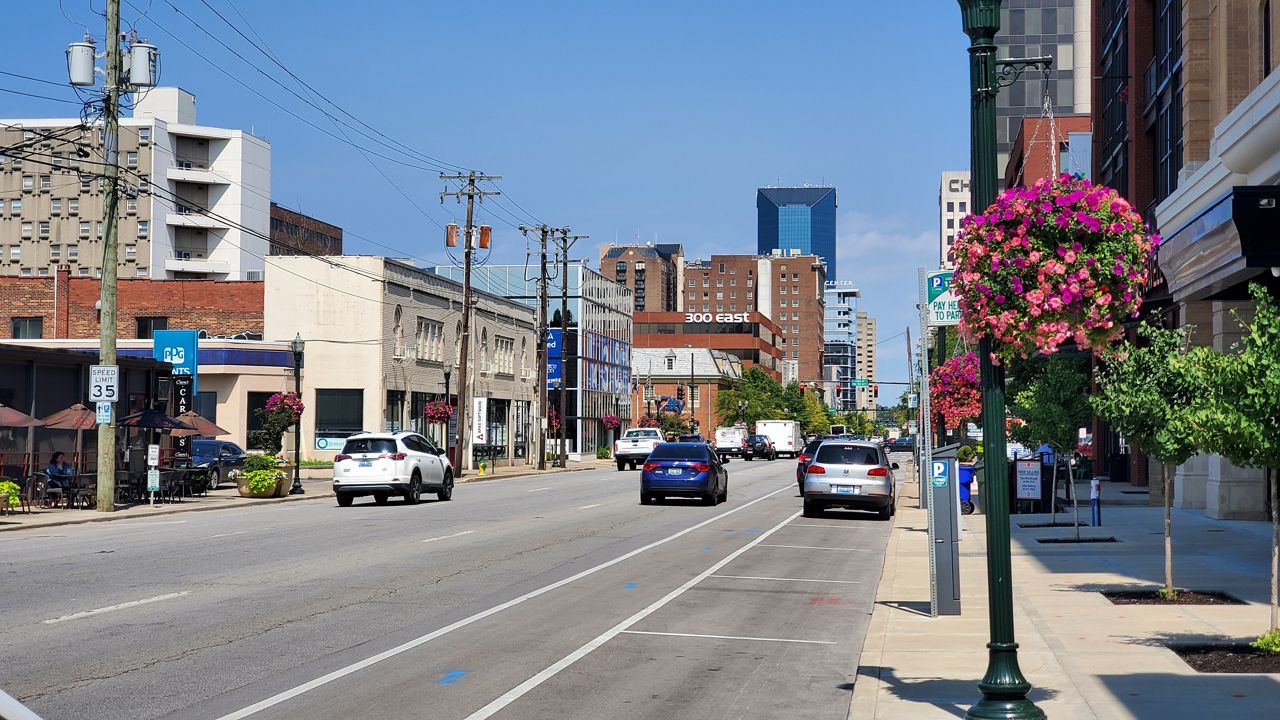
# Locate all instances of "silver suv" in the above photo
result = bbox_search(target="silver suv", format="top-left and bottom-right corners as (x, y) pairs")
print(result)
(801, 440), (897, 520)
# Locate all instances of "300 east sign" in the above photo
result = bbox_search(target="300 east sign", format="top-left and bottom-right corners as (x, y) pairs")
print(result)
(685, 312), (749, 324)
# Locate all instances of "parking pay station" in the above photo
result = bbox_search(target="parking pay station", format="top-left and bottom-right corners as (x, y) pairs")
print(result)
(927, 446), (963, 616)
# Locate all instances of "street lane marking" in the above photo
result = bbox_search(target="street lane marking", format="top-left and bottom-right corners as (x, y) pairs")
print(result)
(461, 509), (803, 720)
(203, 531), (250, 539)
(42, 591), (190, 625)
(422, 530), (475, 544)
(710, 575), (861, 584)
(213, 483), (794, 720)
(620, 630), (836, 645)
(758, 544), (871, 551)
(107, 520), (189, 528)
(438, 670), (468, 686)
(577, 503), (602, 510)
(790, 523), (879, 529)
(527, 487), (551, 492)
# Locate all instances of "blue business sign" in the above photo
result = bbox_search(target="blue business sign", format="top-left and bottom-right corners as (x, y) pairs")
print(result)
(153, 329), (200, 393)
(546, 358), (563, 388)
(546, 329), (563, 359)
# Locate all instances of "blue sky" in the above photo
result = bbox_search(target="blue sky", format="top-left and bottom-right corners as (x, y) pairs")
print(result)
(4, 1), (975, 384)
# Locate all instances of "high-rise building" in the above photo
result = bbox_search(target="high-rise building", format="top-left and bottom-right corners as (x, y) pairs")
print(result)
(756, 187), (837, 279)
(0, 88), (271, 280)
(995, 1), (1093, 178)
(269, 203), (343, 257)
(823, 282), (859, 411)
(599, 242), (684, 312)
(682, 253), (825, 385)
(854, 311), (877, 412)
(939, 171), (971, 269)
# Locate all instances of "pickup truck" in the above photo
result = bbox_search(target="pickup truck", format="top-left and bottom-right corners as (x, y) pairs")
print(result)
(614, 428), (663, 471)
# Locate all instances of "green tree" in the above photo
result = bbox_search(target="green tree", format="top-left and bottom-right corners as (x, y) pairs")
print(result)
(1189, 284), (1280, 632)
(1007, 356), (1092, 529)
(1092, 322), (1205, 600)
(715, 366), (783, 427)
(798, 393), (832, 434)
(780, 381), (806, 422)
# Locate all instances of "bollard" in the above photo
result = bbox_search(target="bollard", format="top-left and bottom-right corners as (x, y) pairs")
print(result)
(1090, 477), (1101, 526)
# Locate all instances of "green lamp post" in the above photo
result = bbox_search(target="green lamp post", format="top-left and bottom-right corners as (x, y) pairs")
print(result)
(958, 2), (1046, 718)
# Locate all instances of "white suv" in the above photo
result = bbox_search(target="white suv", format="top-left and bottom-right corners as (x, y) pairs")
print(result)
(332, 432), (454, 506)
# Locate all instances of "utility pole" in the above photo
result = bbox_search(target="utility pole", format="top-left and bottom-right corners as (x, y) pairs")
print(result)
(554, 229), (587, 468)
(95, 0), (122, 512)
(521, 224), (557, 470)
(440, 171), (500, 475)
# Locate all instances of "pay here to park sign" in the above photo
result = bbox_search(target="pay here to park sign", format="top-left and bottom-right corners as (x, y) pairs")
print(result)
(927, 270), (960, 327)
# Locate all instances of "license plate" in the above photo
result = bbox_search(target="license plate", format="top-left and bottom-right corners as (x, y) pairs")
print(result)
(358, 461), (372, 468)
(667, 468), (683, 476)
(833, 485), (855, 494)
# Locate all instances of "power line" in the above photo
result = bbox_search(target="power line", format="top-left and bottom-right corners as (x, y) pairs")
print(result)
(0, 70), (70, 88)
(0, 87), (82, 105)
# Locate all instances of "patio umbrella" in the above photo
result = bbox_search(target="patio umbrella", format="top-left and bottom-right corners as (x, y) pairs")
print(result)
(117, 409), (196, 431)
(170, 411), (229, 438)
(41, 404), (97, 473)
(0, 403), (45, 476)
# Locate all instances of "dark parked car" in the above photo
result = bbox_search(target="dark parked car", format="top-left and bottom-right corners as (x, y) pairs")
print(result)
(640, 442), (728, 506)
(795, 438), (825, 493)
(886, 437), (916, 454)
(191, 440), (246, 490)
(746, 434), (776, 461)
(677, 434), (711, 445)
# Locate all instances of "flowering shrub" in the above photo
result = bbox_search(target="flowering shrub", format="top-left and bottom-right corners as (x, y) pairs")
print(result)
(602, 413), (621, 430)
(250, 392), (304, 454)
(265, 392), (304, 422)
(548, 408), (561, 433)
(424, 400), (454, 423)
(638, 415), (661, 428)
(951, 174), (1157, 360)
(930, 353), (982, 430)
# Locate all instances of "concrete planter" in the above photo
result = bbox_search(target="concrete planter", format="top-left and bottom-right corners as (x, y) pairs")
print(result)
(237, 472), (289, 498)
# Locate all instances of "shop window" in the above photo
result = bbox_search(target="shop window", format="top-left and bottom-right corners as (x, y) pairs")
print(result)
(316, 389), (364, 435)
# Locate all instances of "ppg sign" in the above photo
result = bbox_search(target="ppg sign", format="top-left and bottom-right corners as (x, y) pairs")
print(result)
(163, 346), (186, 365)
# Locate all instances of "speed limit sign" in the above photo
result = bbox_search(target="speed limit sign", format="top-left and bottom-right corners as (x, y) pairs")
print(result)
(89, 365), (119, 403)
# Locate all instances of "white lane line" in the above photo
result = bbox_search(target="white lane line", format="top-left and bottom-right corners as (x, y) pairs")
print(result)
(203, 531), (250, 539)
(790, 523), (878, 529)
(527, 487), (551, 493)
(461, 509), (802, 720)
(213, 483), (794, 720)
(577, 503), (602, 510)
(421, 530), (475, 544)
(758, 544), (870, 551)
(42, 591), (190, 625)
(620, 630), (836, 645)
(107, 520), (189, 528)
(709, 575), (861, 585)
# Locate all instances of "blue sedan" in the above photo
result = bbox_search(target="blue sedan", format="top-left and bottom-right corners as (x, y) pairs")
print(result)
(640, 442), (728, 506)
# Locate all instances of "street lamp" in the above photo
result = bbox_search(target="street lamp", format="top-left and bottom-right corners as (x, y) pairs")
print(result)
(738, 399), (748, 426)
(444, 367), (452, 460)
(958, 2), (1046, 718)
(288, 332), (305, 495)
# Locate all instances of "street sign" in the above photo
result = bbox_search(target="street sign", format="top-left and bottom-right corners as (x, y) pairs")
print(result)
(472, 397), (489, 445)
(147, 443), (160, 467)
(1016, 460), (1041, 500)
(849, 378), (870, 387)
(926, 270), (960, 326)
(95, 402), (111, 424)
(147, 468), (160, 492)
(88, 365), (119, 403)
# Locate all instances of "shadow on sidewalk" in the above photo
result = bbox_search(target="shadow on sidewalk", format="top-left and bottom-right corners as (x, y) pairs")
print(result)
(856, 665), (1060, 719)
(1094, 672), (1280, 715)
(876, 600), (932, 617)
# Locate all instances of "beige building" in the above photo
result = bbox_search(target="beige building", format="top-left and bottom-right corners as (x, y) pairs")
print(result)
(854, 311), (877, 412)
(600, 242), (684, 312)
(264, 255), (537, 470)
(1149, 1), (1280, 520)
(0, 88), (270, 280)
(938, 171), (970, 269)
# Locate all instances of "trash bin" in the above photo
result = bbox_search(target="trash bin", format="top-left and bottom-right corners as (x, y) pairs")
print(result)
(958, 464), (975, 514)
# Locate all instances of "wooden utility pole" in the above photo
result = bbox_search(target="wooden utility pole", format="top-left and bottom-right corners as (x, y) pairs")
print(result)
(96, 0), (122, 512)
(554, 229), (587, 467)
(521, 224), (557, 470)
(440, 171), (500, 474)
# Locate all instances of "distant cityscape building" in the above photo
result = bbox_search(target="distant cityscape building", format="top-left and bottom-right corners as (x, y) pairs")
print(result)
(822, 283), (860, 411)
(269, 203), (343, 257)
(854, 311), (877, 412)
(0, 87), (271, 280)
(632, 311), (783, 380)
(1003, 114), (1093, 188)
(629, 347), (743, 432)
(938, 171), (971, 269)
(994, 0), (1093, 178)
(756, 187), (837, 279)
(599, 242), (684, 312)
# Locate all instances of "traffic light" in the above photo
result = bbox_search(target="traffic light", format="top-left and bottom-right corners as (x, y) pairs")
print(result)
(872, 384), (879, 396)
(677, 387), (685, 401)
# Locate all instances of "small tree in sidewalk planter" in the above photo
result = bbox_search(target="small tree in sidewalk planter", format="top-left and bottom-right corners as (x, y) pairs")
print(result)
(1007, 355), (1092, 532)
(1190, 284), (1280, 635)
(248, 392), (304, 454)
(1092, 322), (1205, 601)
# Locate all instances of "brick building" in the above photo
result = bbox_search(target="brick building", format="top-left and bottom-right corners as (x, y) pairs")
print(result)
(1, 265), (263, 340)
(269, 203), (343, 257)
(681, 253), (825, 385)
(1003, 114), (1094, 188)
(629, 347), (743, 432)
(632, 311), (783, 380)
(599, 243), (683, 312)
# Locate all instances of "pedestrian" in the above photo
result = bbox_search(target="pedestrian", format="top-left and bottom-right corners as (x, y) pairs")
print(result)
(46, 451), (75, 488)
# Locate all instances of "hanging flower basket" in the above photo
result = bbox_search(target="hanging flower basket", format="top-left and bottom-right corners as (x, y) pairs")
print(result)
(930, 353), (981, 430)
(602, 413), (621, 431)
(951, 174), (1158, 360)
(265, 391), (304, 423)
(424, 400), (454, 424)
(638, 415), (661, 428)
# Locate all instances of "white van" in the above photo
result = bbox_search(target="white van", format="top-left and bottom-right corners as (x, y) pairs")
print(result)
(755, 420), (803, 458)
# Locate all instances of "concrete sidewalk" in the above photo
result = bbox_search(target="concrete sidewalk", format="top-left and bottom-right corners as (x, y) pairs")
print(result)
(851, 464), (1279, 719)
(0, 459), (609, 532)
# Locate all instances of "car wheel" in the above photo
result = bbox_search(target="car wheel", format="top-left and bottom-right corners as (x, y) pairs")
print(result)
(703, 487), (717, 506)
(336, 494), (353, 507)
(405, 474), (421, 505)
(207, 469), (220, 491)
(744, 454), (752, 462)
(374, 493), (389, 505)
(437, 472), (454, 501)
(640, 492), (654, 505)
(617, 460), (626, 472)
(718, 481), (728, 503)
(803, 498), (822, 518)
(877, 502), (893, 521)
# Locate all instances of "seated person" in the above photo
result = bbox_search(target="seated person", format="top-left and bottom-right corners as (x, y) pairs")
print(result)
(46, 451), (76, 488)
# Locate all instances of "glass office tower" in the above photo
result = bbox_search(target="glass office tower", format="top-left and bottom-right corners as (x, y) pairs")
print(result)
(756, 187), (837, 280)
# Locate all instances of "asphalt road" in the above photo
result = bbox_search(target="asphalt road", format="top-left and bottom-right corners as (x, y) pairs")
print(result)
(2, 455), (896, 720)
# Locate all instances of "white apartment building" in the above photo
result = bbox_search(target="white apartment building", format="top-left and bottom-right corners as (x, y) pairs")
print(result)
(938, 171), (970, 269)
(854, 310), (877, 412)
(0, 87), (269, 280)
